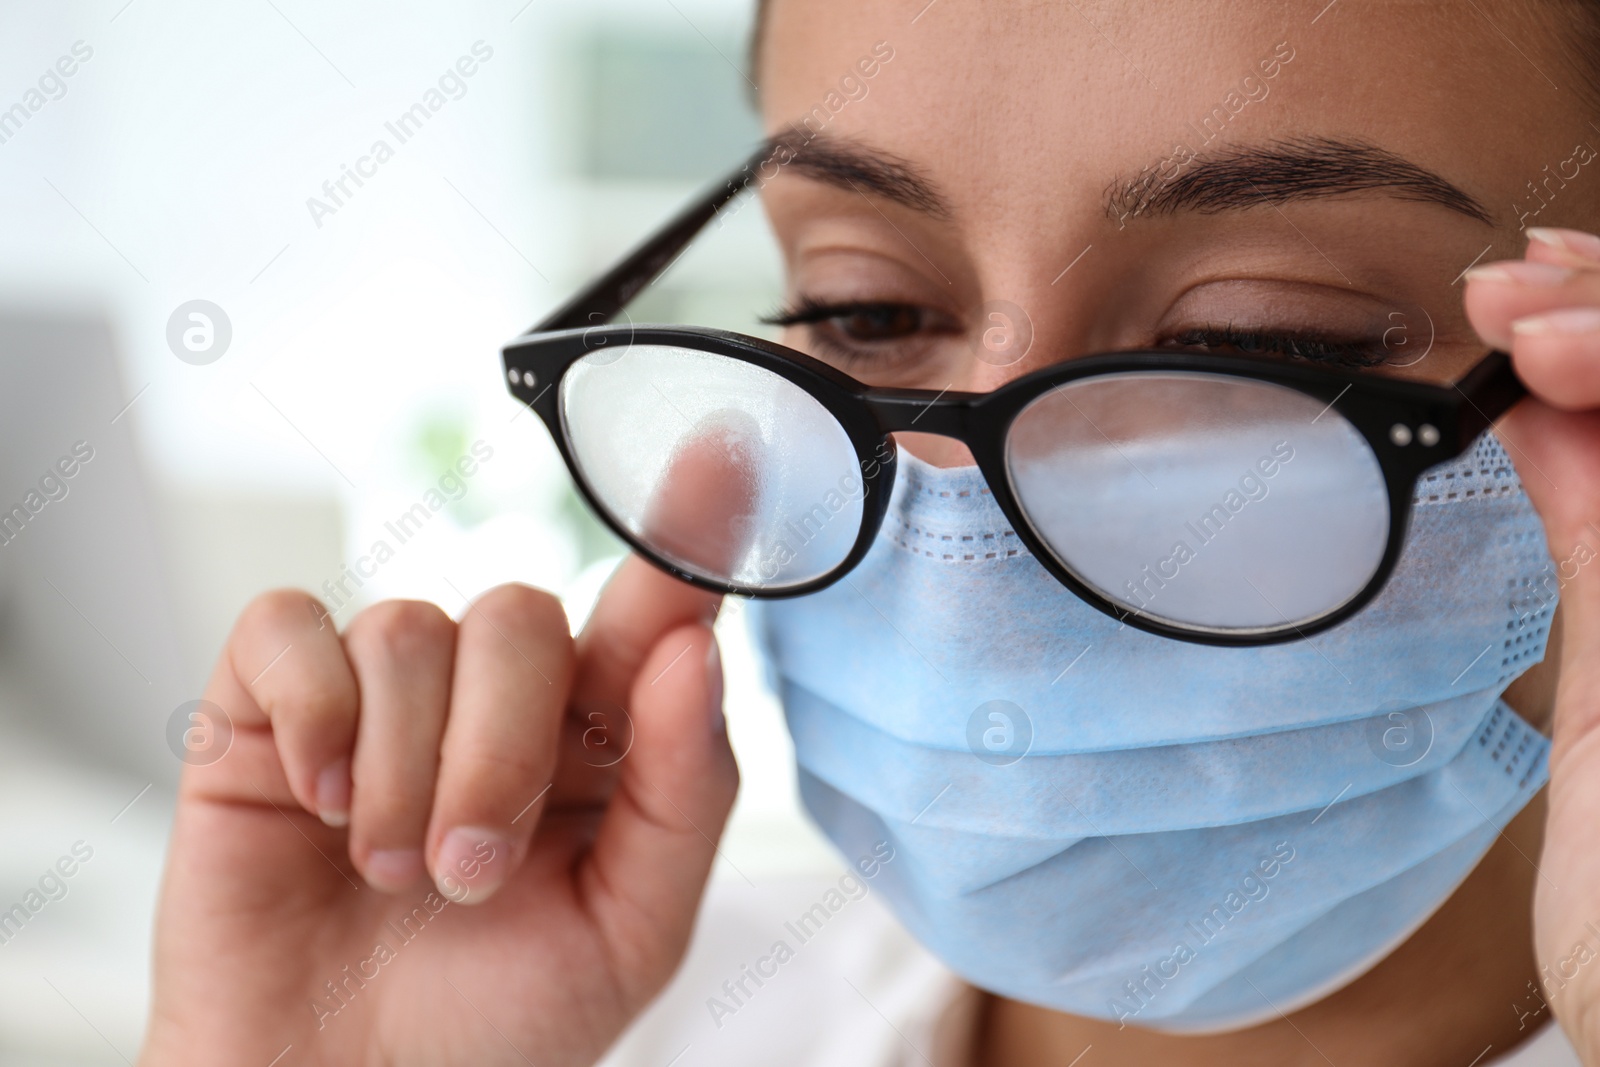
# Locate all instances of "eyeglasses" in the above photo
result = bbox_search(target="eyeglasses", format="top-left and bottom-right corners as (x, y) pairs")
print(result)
(502, 149), (1527, 646)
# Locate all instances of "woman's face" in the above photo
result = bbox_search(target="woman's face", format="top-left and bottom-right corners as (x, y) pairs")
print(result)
(756, 0), (1598, 466)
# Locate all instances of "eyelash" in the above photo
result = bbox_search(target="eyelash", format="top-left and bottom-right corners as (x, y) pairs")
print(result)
(764, 297), (942, 332)
(1160, 325), (1394, 368)
(764, 299), (1394, 370)
(763, 297), (959, 369)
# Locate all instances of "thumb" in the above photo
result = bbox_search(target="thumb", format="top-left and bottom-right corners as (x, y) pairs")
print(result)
(574, 554), (722, 710)
(577, 620), (738, 999)
(1500, 402), (1600, 1060)
(1497, 401), (1600, 766)
(572, 405), (762, 708)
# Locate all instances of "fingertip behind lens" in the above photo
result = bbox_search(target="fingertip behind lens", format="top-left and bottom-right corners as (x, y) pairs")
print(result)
(560, 344), (866, 591)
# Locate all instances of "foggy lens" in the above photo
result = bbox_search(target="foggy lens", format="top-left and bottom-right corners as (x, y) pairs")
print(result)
(561, 345), (865, 589)
(1005, 372), (1390, 633)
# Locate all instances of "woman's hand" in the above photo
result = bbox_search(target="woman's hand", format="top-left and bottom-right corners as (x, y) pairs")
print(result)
(1464, 229), (1600, 1059)
(139, 561), (737, 1067)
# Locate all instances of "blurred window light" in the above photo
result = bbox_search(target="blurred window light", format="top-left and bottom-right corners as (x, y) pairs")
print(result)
(571, 25), (762, 181)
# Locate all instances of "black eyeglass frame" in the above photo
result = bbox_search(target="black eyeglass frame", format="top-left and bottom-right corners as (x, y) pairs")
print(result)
(503, 150), (1528, 646)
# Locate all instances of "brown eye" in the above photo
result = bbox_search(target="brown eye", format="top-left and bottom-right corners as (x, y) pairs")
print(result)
(833, 304), (923, 342)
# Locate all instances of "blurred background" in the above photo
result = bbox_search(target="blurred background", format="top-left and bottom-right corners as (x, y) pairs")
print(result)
(0, 0), (837, 1061)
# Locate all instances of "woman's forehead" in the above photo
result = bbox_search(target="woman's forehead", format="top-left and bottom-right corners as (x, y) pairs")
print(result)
(755, 0), (1580, 219)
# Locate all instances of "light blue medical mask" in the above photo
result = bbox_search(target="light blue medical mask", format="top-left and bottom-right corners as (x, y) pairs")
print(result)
(750, 431), (1553, 1032)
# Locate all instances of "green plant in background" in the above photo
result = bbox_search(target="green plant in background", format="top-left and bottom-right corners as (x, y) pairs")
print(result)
(408, 410), (491, 528)
(408, 408), (623, 569)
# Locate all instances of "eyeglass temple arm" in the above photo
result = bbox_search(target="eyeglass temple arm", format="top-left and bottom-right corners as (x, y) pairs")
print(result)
(525, 149), (767, 335)
(1452, 350), (1528, 447)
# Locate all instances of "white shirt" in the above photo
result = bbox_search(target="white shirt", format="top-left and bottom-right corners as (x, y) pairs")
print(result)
(600, 874), (1581, 1067)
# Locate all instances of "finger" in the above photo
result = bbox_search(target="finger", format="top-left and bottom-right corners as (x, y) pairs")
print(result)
(1508, 231), (1600, 407)
(1505, 309), (1600, 411)
(1526, 227), (1600, 269)
(642, 410), (763, 578)
(211, 589), (360, 821)
(574, 408), (766, 712)
(1462, 257), (1600, 350)
(1497, 402), (1600, 767)
(578, 622), (737, 995)
(1503, 397), (1600, 1064)
(425, 584), (575, 904)
(1462, 259), (1600, 408)
(341, 600), (456, 892)
(574, 555), (723, 711)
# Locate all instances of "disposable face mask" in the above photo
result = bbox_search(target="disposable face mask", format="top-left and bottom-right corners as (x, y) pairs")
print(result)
(750, 431), (1553, 1032)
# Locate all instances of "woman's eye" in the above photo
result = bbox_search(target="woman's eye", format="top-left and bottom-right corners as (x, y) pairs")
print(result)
(1159, 325), (1394, 368)
(764, 299), (943, 342)
(762, 298), (961, 374)
(830, 304), (924, 342)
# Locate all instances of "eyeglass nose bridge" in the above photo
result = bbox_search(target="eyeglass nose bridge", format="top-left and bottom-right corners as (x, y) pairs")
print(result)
(861, 390), (980, 438)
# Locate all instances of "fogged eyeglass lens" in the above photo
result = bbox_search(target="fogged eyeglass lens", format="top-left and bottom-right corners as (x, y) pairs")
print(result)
(560, 345), (865, 590)
(1005, 373), (1390, 633)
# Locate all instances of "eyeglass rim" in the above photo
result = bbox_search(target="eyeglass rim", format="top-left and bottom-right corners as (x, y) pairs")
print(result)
(505, 322), (1523, 646)
(501, 145), (1528, 645)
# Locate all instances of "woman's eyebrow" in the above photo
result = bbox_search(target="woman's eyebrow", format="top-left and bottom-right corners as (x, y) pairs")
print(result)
(1107, 136), (1493, 225)
(761, 130), (953, 218)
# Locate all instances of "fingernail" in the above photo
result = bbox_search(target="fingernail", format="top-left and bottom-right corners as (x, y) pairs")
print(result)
(1464, 261), (1574, 286)
(706, 636), (726, 735)
(434, 827), (511, 904)
(365, 848), (424, 891)
(1512, 308), (1600, 336)
(1528, 227), (1600, 261)
(316, 759), (351, 827)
